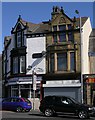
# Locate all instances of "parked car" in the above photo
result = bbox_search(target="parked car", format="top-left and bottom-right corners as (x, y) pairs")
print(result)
(2, 97), (32, 112)
(39, 95), (95, 119)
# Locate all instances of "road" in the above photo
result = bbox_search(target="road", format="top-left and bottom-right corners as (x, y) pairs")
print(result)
(1, 110), (95, 120)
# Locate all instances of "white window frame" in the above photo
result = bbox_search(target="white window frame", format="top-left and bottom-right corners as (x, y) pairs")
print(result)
(17, 32), (21, 47)
(13, 57), (18, 74)
(20, 56), (25, 73)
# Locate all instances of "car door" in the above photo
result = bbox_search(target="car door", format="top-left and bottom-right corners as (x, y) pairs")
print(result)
(60, 97), (76, 113)
(53, 96), (63, 112)
(9, 98), (19, 111)
(2, 98), (11, 110)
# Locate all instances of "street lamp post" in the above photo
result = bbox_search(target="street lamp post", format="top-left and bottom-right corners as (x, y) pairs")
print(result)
(27, 51), (46, 110)
(27, 66), (37, 110)
(32, 69), (37, 110)
(75, 10), (84, 104)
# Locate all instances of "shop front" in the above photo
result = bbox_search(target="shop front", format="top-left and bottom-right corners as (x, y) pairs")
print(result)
(6, 76), (42, 99)
(84, 75), (95, 106)
(43, 80), (81, 102)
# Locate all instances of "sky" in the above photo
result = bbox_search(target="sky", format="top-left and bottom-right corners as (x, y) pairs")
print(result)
(0, 1), (94, 54)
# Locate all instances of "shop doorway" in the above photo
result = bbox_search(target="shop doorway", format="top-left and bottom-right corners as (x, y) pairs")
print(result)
(21, 89), (29, 98)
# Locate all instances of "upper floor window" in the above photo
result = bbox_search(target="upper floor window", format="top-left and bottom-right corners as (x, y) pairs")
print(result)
(13, 57), (18, 74)
(68, 32), (73, 41)
(50, 53), (54, 72)
(20, 56), (25, 73)
(70, 52), (75, 71)
(53, 34), (57, 43)
(16, 24), (24, 48)
(68, 24), (72, 30)
(59, 25), (66, 31)
(53, 26), (57, 31)
(17, 32), (21, 47)
(59, 32), (66, 42)
(57, 53), (67, 71)
(49, 52), (75, 73)
(12, 55), (25, 74)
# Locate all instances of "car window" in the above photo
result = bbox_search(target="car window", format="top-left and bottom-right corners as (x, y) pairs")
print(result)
(2, 98), (11, 102)
(61, 97), (72, 104)
(16, 98), (22, 102)
(55, 97), (61, 103)
(11, 98), (16, 102)
(11, 98), (20, 102)
(61, 98), (69, 104)
(21, 98), (30, 103)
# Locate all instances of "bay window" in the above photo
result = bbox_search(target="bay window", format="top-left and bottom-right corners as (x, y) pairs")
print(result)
(49, 52), (75, 72)
(57, 53), (67, 71)
(13, 57), (18, 74)
(50, 53), (54, 72)
(20, 56), (25, 73)
(70, 52), (75, 71)
(12, 55), (25, 74)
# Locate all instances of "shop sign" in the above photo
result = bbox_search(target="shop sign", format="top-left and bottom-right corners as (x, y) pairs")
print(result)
(86, 78), (95, 83)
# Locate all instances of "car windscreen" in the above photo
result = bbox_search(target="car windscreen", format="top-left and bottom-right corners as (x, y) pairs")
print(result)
(70, 97), (81, 104)
(22, 98), (31, 103)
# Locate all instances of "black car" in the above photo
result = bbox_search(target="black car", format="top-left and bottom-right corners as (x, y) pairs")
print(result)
(39, 95), (95, 119)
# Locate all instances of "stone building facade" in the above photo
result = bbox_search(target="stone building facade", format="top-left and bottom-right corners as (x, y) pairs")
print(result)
(2, 6), (92, 104)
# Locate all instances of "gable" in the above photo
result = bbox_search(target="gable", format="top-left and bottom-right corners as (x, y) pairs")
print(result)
(51, 13), (73, 26)
(11, 15), (27, 34)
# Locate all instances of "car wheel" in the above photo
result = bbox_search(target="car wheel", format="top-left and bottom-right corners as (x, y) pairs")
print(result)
(44, 108), (53, 117)
(16, 106), (23, 112)
(25, 109), (30, 112)
(78, 110), (88, 119)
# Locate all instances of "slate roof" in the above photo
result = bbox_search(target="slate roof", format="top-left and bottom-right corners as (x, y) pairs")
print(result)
(74, 17), (88, 28)
(20, 18), (50, 34)
(20, 17), (88, 35)
(4, 36), (12, 47)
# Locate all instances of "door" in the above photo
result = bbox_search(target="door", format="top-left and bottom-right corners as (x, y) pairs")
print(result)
(2, 98), (11, 110)
(60, 97), (76, 113)
(53, 96), (76, 114)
